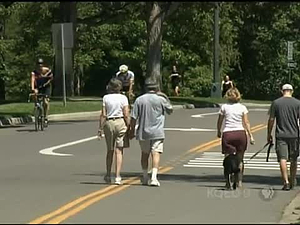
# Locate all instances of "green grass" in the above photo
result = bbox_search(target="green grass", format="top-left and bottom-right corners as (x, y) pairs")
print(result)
(0, 101), (102, 117)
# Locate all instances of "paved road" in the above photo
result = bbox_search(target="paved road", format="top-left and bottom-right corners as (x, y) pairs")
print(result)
(0, 107), (298, 224)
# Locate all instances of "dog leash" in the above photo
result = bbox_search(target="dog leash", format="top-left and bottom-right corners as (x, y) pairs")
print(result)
(266, 141), (274, 162)
(244, 142), (272, 164)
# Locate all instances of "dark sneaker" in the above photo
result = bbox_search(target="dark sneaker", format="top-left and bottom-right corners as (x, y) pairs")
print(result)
(282, 183), (291, 191)
(290, 178), (297, 189)
(225, 183), (232, 190)
(140, 176), (149, 186)
(233, 182), (237, 190)
(104, 175), (111, 184)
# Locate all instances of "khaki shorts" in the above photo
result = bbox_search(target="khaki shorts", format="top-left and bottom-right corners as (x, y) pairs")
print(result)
(139, 139), (164, 153)
(103, 118), (127, 151)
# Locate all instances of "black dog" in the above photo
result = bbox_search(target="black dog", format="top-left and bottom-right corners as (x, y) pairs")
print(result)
(223, 154), (241, 190)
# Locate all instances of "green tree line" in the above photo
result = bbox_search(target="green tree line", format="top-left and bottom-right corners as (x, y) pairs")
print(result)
(0, 2), (299, 101)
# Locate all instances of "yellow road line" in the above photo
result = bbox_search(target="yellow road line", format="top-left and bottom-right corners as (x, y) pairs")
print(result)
(28, 185), (119, 224)
(29, 124), (266, 224)
(46, 167), (174, 224)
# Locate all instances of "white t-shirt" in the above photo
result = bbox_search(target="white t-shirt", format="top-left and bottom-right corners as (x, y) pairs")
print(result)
(103, 93), (129, 118)
(219, 103), (248, 133)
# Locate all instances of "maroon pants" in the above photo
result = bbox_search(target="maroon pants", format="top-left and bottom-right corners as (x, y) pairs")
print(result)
(222, 130), (247, 155)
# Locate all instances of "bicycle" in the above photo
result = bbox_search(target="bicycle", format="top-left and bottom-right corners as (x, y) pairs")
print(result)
(28, 93), (48, 131)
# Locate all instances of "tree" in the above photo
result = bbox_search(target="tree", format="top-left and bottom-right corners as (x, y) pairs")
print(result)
(145, 2), (179, 90)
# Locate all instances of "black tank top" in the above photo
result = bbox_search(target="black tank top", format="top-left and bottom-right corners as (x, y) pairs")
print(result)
(223, 81), (232, 93)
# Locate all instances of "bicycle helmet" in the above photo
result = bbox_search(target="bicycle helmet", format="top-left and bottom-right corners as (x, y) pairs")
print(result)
(119, 64), (128, 73)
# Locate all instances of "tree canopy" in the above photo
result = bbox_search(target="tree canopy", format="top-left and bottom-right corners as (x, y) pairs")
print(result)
(0, 2), (299, 100)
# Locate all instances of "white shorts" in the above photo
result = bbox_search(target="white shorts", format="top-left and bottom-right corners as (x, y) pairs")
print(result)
(139, 139), (164, 153)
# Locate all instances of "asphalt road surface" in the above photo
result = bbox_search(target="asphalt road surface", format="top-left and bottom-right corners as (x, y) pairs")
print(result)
(0, 107), (298, 224)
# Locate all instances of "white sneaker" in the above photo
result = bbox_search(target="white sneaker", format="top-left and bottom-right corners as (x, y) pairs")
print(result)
(115, 177), (122, 185)
(141, 176), (149, 185)
(149, 179), (160, 187)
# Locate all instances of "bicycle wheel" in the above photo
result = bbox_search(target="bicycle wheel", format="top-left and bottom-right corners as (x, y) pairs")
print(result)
(39, 106), (45, 131)
(34, 106), (39, 132)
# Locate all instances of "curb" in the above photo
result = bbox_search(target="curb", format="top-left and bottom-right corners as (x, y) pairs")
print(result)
(0, 104), (192, 127)
(279, 190), (300, 224)
(0, 102), (270, 128)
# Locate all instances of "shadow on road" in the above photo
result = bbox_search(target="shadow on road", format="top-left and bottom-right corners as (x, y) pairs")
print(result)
(0, 125), (24, 129)
(76, 172), (283, 188)
(49, 120), (97, 125)
(16, 128), (38, 132)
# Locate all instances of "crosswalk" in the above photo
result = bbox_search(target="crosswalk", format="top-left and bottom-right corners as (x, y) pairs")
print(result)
(183, 152), (300, 171)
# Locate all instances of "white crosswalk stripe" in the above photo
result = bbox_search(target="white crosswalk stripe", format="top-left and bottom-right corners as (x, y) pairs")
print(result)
(183, 152), (300, 171)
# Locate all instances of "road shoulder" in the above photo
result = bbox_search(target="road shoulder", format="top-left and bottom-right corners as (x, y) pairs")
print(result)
(279, 190), (300, 224)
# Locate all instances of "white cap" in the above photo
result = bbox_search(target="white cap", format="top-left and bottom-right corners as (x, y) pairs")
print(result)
(119, 65), (128, 73)
(282, 84), (293, 91)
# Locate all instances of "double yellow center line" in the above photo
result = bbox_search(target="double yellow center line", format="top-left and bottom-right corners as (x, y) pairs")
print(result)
(29, 123), (266, 224)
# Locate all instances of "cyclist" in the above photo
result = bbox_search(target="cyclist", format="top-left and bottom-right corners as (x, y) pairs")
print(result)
(115, 64), (135, 103)
(30, 58), (53, 125)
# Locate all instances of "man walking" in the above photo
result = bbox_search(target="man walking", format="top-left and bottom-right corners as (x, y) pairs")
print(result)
(267, 84), (300, 190)
(129, 78), (173, 186)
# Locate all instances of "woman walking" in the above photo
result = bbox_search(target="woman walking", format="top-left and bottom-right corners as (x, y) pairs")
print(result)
(221, 75), (234, 97)
(217, 87), (255, 188)
(98, 78), (130, 185)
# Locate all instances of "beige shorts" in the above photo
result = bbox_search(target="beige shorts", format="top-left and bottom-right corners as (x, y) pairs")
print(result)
(103, 118), (128, 151)
(139, 139), (164, 153)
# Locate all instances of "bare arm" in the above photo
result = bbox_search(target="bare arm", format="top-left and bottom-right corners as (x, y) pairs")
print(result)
(157, 91), (173, 115)
(217, 114), (224, 138)
(129, 118), (136, 139)
(98, 105), (106, 138)
(122, 105), (130, 129)
(242, 113), (255, 144)
(128, 79), (134, 94)
(31, 72), (36, 91)
(267, 103), (276, 143)
(267, 117), (275, 143)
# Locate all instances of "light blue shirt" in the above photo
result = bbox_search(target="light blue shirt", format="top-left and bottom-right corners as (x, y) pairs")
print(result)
(131, 92), (173, 140)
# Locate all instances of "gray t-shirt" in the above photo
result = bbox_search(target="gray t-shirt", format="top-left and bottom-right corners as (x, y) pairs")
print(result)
(131, 92), (173, 140)
(269, 96), (300, 138)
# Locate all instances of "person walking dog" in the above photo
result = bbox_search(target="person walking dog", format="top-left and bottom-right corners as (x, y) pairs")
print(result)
(129, 78), (173, 187)
(98, 78), (130, 185)
(267, 84), (300, 190)
(217, 87), (255, 189)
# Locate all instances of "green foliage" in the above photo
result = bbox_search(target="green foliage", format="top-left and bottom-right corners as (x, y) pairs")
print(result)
(181, 65), (212, 97)
(2, 2), (300, 100)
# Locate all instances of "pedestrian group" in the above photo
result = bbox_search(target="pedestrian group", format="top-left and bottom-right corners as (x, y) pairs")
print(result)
(98, 64), (300, 190)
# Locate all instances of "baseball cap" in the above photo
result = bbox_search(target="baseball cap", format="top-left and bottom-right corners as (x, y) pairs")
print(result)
(282, 84), (293, 91)
(119, 64), (128, 73)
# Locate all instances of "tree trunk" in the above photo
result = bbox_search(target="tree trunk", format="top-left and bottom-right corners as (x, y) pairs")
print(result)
(0, 18), (6, 100)
(146, 2), (164, 90)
